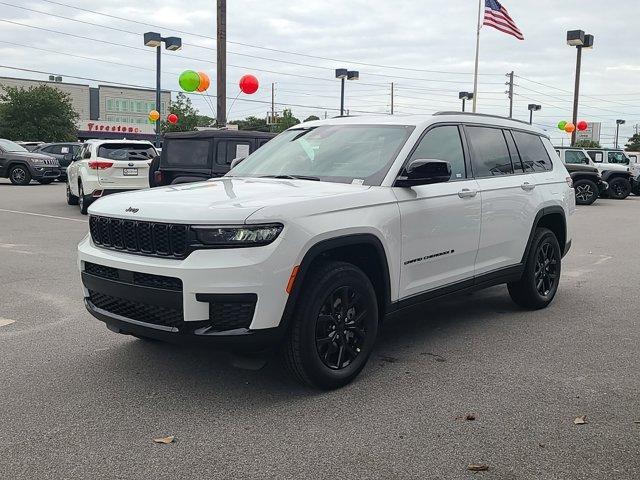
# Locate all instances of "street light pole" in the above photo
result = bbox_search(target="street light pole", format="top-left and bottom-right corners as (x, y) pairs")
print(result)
(217, 0), (227, 127)
(335, 69), (359, 116)
(340, 77), (345, 116)
(155, 45), (161, 148)
(615, 119), (626, 149)
(567, 30), (594, 146)
(459, 92), (473, 113)
(528, 104), (541, 125)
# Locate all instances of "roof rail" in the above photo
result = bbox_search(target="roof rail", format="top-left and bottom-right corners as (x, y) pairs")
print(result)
(433, 111), (531, 126)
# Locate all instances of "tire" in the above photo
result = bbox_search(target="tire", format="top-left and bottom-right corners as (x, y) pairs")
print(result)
(148, 155), (160, 187)
(37, 178), (54, 185)
(281, 261), (379, 389)
(608, 177), (631, 200)
(573, 179), (598, 205)
(66, 182), (79, 205)
(508, 227), (561, 310)
(78, 181), (91, 215)
(9, 165), (31, 185)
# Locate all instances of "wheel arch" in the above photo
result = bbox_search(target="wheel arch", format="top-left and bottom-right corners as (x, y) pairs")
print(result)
(280, 234), (392, 330)
(522, 206), (567, 261)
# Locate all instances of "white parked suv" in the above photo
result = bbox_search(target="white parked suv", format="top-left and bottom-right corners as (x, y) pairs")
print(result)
(66, 139), (157, 214)
(77, 113), (574, 389)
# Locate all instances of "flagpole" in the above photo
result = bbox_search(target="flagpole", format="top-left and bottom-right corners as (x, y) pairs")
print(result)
(472, 0), (482, 113)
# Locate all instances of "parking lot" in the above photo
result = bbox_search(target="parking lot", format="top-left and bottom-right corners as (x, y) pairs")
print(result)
(0, 179), (638, 479)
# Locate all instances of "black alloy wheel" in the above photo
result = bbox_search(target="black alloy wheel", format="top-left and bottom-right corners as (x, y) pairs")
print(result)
(608, 177), (631, 200)
(573, 179), (598, 205)
(9, 165), (31, 185)
(315, 286), (367, 370)
(534, 241), (559, 297)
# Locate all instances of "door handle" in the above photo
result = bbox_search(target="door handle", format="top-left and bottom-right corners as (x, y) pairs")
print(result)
(521, 182), (536, 191)
(458, 188), (478, 198)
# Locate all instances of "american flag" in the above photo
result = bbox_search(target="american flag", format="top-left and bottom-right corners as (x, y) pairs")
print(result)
(483, 0), (524, 40)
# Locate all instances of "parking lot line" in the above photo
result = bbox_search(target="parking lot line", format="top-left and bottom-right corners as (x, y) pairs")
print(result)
(0, 318), (16, 327)
(0, 208), (87, 223)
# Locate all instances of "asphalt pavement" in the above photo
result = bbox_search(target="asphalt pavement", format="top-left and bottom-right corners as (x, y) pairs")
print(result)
(0, 179), (638, 479)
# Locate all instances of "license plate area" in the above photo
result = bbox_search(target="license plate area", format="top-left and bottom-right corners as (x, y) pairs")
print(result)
(123, 168), (138, 176)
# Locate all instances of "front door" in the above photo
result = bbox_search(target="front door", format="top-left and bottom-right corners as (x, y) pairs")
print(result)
(395, 124), (481, 299)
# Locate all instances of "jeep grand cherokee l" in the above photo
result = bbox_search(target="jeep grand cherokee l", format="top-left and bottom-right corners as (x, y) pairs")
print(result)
(77, 113), (574, 389)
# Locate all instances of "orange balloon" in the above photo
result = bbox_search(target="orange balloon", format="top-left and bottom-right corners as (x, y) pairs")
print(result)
(564, 122), (576, 133)
(196, 72), (210, 92)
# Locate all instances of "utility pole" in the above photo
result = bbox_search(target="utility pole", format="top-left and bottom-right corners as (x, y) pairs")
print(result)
(390, 82), (394, 115)
(216, 0), (226, 127)
(506, 71), (514, 119)
(271, 82), (275, 125)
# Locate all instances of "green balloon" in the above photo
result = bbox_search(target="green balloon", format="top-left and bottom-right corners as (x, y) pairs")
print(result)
(557, 121), (567, 130)
(179, 70), (200, 92)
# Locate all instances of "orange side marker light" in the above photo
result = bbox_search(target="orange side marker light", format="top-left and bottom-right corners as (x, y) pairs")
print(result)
(286, 266), (300, 294)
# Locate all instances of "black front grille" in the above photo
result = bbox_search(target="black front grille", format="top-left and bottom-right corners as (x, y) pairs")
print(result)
(89, 216), (189, 259)
(89, 290), (183, 328)
(84, 262), (182, 291)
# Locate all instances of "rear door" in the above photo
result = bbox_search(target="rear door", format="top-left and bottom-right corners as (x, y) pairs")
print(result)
(466, 126), (539, 275)
(96, 143), (156, 188)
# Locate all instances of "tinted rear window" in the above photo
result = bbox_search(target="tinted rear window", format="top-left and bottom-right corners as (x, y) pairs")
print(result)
(163, 139), (211, 167)
(512, 132), (552, 172)
(98, 143), (156, 161)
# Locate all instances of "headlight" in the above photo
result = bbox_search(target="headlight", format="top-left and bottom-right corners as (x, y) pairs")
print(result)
(192, 224), (283, 247)
(31, 158), (46, 165)
(31, 158), (59, 166)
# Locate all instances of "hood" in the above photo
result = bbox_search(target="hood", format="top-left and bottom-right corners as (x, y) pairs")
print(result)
(9, 151), (55, 161)
(87, 177), (371, 223)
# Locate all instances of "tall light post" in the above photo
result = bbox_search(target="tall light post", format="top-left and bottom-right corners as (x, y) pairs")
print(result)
(143, 32), (182, 147)
(567, 30), (594, 146)
(335, 69), (359, 116)
(615, 119), (626, 149)
(459, 92), (474, 112)
(528, 104), (541, 125)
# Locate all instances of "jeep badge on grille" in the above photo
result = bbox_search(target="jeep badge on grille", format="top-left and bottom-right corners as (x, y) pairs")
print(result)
(125, 207), (139, 213)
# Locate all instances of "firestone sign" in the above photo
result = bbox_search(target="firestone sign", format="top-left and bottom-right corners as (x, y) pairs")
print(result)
(78, 121), (154, 135)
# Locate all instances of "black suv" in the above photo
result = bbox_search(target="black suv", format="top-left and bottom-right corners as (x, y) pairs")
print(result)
(0, 138), (61, 185)
(564, 162), (606, 205)
(32, 143), (83, 182)
(149, 129), (276, 187)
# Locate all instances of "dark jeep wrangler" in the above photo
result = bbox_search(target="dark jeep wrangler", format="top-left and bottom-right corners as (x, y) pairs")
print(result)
(565, 163), (607, 205)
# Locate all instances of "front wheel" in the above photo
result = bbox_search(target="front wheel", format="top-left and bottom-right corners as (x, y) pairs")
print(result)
(281, 261), (379, 389)
(508, 227), (561, 310)
(608, 177), (631, 200)
(573, 179), (598, 205)
(9, 165), (31, 185)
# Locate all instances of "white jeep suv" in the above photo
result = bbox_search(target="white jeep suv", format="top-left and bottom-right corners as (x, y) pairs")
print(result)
(77, 113), (574, 389)
(66, 139), (157, 214)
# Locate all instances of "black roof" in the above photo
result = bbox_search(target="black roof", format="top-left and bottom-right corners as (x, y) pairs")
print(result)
(163, 129), (276, 140)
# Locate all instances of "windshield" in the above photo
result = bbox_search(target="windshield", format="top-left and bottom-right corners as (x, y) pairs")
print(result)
(564, 150), (589, 164)
(97, 143), (157, 161)
(0, 139), (28, 153)
(608, 151), (630, 165)
(228, 124), (414, 185)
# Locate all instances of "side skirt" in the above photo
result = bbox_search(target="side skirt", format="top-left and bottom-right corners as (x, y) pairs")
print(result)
(386, 264), (524, 317)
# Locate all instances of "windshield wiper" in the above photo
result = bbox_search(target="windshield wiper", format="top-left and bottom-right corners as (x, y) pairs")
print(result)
(260, 174), (320, 181)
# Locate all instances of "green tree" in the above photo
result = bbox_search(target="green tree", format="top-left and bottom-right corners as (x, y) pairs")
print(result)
(625, 134), (640, 151)
(274, 109), (300, 133)
(574, 139), (601, 149)
(303, 115), (320, 122)
(0, 85), (78, 142)
(229, 115), (270, 132)
(161, 92), (198, 133)
(196, 115), (215, 128)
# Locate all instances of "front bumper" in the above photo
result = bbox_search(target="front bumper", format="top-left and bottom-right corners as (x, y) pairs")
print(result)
(77, 233), (293, 346)
(29, 165), (61, 179)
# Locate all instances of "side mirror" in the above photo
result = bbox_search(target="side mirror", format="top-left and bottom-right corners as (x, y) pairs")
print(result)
(395, 159), (451, 187)
(230, 156), (246, 169)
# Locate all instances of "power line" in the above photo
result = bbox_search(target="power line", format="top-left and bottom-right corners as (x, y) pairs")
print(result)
(34, 0), (504, 77)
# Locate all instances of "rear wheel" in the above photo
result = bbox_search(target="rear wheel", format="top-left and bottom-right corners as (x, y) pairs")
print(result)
(281, 261), (379, 389)
(78, 181), (91, 215)
(508, 227), (561, 310)
(608, 177), (631, 199)
(573, 179), (598, 205)
(66, 182), (79, 205)
(9, 165), (31, 185)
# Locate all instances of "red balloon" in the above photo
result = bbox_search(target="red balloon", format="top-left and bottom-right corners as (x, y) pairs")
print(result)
(239, 74), (259, 94)
(577, 120), (588, 131)
(167, 113), (178, 124)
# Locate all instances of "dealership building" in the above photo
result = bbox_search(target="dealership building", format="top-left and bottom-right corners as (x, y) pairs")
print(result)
(0, 75), (171, 141)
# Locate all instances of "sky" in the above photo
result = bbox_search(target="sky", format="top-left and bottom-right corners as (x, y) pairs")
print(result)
(1, 0), (639, 146)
